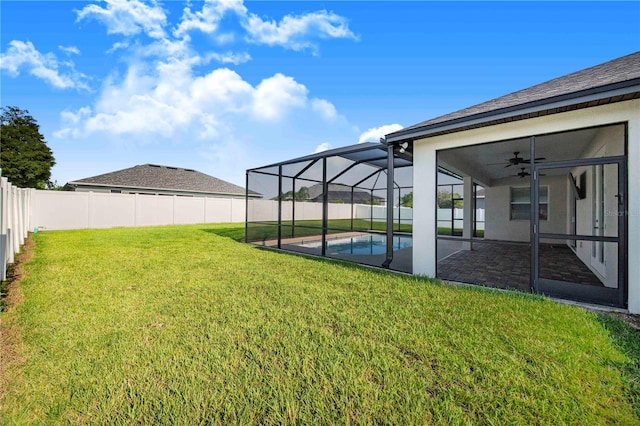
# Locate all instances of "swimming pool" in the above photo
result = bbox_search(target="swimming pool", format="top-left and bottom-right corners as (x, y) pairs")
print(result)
(326, 234), (413, 255)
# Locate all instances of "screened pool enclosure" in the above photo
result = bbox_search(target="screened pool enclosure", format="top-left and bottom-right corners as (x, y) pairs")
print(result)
(246, 142), (413, 273)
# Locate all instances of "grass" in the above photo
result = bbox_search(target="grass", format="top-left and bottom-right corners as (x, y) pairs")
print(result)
(1, 223), (639, 424)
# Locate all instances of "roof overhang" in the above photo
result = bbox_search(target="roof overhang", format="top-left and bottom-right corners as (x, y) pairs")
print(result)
(386, 79), (640, 144)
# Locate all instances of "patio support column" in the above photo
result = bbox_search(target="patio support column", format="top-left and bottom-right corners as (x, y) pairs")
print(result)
(244, 172), (249, 244)
(383, 143), (394, 268)
(292, 177), (296, 238)
(398, 187), (402, 232)
(370, 190), (374, 230)
(277, 165), (282, 249)
(350, 187), (354, 231)
(321, 157), (328, 257)
(462, 175), (474, 250)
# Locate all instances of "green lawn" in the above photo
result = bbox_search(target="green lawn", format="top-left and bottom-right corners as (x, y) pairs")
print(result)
(1, 223), (638, 424)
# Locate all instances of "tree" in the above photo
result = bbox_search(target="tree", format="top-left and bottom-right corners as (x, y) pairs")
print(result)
(294, 186), (309, 201)
(437, 190), (463, 209)
(1, 106), (55, 189)
(401, 192), (413, 208)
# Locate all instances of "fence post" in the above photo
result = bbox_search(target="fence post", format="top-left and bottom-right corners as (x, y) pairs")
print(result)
(0, 177), (7, 281)
(17, 188), (25, 245)
(87, 191), (93, 229)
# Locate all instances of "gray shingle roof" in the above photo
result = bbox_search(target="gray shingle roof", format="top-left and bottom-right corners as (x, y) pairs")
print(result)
(306, 183), (384, 203)
(68, 164), (247, 196)
(388, 51), (640, 141)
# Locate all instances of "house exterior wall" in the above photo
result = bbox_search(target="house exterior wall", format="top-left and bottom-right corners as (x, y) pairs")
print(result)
(483, 175), (567, 242)
(411, 99), (640, 313)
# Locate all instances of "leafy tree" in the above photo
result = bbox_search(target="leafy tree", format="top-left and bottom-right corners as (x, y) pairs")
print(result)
(295, 186), (309, 201)
(401, 192), (413, 208)
(1, 106), (55, 188)
(437, 190), (463, 209)
(275, 186), (310, 201)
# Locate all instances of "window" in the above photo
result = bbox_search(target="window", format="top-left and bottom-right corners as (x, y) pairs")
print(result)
(510, 186), (548, 220)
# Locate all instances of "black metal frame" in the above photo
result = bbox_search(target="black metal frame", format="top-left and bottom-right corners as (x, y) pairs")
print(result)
(246, 142), (413, 272)
(435, 124), (628, 309)
(533, 155), (627, 308)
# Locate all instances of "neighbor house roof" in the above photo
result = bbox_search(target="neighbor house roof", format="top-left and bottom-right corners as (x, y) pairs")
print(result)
(386, 51), (640, 143)
(67, 164), (250, 196)
(306, 183), (385, 203)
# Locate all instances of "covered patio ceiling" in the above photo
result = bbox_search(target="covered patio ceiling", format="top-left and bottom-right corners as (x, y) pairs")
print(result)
(437, 127), (601, 187)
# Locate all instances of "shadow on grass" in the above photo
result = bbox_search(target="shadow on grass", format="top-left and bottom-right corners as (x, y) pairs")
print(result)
(595, 314), (640, 418)
(200, 227), (246, 242)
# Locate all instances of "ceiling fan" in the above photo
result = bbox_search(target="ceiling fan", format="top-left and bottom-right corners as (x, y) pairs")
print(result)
(515, 167), (546, 178)
(489, 152), (546, 168)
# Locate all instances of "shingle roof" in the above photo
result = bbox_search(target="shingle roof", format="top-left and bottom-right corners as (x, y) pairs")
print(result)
(68, 164), (247, 196)
(306, 183), (383, 201)
(387, 51), (640, 141)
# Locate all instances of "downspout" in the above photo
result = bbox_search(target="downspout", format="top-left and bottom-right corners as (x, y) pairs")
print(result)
(382, 142), (394, 268)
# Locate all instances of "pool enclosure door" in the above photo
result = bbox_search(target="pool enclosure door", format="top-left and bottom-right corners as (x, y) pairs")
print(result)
(533, 156), (627, 308)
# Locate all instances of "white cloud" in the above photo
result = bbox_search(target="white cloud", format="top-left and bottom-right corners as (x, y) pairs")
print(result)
(173, 0), (247, 39)
(0, 40), (89, 90)
(171, 1), (357, 54)
(106, 41), (130, 54)
(57, 63), (336, 140)
(59, 45), (80, 55)
(76, 0), (167, 39)
(252, 73), (308, 120)
(48, 0), (359, 185)
(311, 99), (337, 121)
(314, 142), (331, 153)
(358, 124), (404, 143)
(243, 10), (358, 52)
(205, 51), (251, 65)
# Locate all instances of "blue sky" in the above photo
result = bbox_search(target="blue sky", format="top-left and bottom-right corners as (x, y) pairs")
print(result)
(1, 1), (639, 187)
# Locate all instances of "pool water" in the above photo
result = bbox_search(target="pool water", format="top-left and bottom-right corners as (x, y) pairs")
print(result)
(326, 234), (412, 255)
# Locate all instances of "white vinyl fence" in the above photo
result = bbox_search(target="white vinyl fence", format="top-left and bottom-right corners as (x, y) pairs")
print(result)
(1, 177), (33, 281)
(437, 208), (485, 230)
(248, 199), (413, 224)
(31, 190), (246, 231)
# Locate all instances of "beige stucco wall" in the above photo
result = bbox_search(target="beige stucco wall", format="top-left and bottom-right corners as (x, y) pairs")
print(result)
(412, 98), (640, 313)
(483, 175), (568, 242)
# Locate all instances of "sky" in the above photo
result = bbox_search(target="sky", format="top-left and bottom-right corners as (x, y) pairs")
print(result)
(1, 1), (639, 188)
